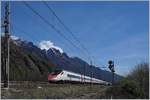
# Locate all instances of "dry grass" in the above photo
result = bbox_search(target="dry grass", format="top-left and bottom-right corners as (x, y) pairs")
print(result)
(1, 81), (109, 99)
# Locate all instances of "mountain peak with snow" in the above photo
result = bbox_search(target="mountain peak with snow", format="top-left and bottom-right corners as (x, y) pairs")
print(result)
(38, 40), (63, 53)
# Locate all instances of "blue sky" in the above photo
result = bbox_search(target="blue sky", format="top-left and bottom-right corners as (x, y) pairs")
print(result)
(1, 1), (149, 76)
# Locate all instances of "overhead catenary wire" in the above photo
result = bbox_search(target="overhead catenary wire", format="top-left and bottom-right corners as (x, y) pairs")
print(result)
(23, 1), (90, 63)
(42, 1), (92, 62)
(43, 1), (92, 78)
(12, 5), (77, 54)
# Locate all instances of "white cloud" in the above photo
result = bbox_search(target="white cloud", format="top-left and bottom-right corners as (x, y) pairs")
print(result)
(11, 35), (19, 40)
(39, 40), (63, 53)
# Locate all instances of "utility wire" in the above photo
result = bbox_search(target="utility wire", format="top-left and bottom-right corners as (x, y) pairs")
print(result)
(11, 24), (75, 56)
(13, 4), (76, 54)
(23, 1), (89, 62)
(43, 1), (92, 62)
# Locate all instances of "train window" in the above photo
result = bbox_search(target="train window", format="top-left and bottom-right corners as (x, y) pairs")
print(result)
(84, 77), (92, 81)
(67, 74), (81, 79)
(50, 69), (62, 75)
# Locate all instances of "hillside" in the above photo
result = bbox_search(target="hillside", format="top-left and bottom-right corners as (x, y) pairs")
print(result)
(1, 37), (55, 81)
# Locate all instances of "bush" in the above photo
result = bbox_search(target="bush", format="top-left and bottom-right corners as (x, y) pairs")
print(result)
(105, 63), (149, 99)
(127, 63), (149, 98)
(120, 78), (144, 98)
(106, 78), (144, 98)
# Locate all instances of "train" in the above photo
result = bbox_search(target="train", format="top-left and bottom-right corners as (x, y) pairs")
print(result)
(48, 69), (111, 85)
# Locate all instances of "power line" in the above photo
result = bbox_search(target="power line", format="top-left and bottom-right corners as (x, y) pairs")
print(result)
(43, 1), (92, 62)
(23, 1), (89, 62)
(12, 5), (76, 54)
(11, 24), (74, 55)
(11, 3), (85, 60)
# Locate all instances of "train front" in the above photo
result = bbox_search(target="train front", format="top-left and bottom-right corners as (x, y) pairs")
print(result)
(48, 69), (63, 82)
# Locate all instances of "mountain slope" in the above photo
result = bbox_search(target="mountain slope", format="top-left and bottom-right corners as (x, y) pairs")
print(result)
(1, 37), (55, 81)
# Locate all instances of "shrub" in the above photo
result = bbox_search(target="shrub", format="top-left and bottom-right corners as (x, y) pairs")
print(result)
(105, 63), (149, 99)
(127, 63), (149, 98)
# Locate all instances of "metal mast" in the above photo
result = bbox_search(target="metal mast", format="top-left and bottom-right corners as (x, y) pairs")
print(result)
(2, 2), (10, 88)
(108, 60), (115, 85)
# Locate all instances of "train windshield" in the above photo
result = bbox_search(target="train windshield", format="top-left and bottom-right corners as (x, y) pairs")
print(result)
(50, 69), (62, 75)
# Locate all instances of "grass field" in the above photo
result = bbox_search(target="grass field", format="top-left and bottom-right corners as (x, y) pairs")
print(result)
(1, 81), (110, 99)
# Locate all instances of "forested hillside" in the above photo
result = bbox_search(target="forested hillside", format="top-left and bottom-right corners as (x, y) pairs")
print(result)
(1, 37), (55, 81)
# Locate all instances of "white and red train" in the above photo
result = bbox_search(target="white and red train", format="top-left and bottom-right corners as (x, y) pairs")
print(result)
(48, 69), (111, 85)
